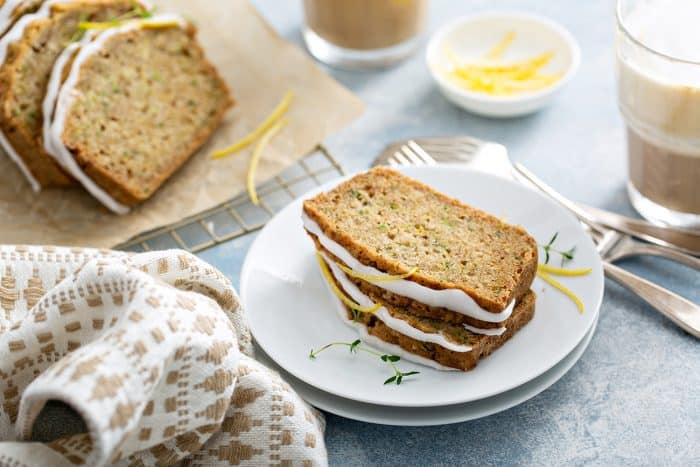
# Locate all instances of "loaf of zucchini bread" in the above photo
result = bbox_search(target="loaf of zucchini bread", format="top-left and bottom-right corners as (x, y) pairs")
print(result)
(0, 1), (232, 214)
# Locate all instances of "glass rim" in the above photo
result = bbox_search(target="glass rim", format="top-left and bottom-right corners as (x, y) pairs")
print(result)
(616, 0), (700, 66)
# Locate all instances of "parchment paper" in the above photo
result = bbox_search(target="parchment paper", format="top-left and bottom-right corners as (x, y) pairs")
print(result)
(0, 0), (364, 247)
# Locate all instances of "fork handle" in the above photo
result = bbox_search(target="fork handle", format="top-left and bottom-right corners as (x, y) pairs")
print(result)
(631, 243), (700, 272)
(604, 262), (700, 338)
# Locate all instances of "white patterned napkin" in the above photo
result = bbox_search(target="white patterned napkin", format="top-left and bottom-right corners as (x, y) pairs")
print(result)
(0, 246), (327, 466)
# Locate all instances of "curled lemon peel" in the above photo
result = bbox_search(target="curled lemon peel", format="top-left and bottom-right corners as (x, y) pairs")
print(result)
(316, 252), (382, 314)
(334, 260), (418, 283)
(212, 91), (293, 159)
(538, 264), (592, 276)
(537, 270), (584, 313)
(246, 118), (288, 205)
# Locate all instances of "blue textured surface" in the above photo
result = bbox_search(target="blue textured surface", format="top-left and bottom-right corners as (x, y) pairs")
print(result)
(210, 1), (700, 465)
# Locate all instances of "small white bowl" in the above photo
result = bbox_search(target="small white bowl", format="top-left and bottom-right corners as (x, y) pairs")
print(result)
(426, 11), (580, 118)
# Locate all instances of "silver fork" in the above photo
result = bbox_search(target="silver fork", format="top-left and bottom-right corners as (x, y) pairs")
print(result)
(584, 226), (700, 338)
(377, 139), (700, 338)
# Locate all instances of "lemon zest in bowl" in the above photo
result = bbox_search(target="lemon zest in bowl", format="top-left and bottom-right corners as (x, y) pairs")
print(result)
(246, 118), (288, 205)
(485, 30), (516, 59)
(538, 264), (592, 276)
(443, 33), (562, 96)
(316, 252), (382, 314)
(537, 270), (584, 313)
(212, 91), (293, 159)
(334, 260), (418, 282)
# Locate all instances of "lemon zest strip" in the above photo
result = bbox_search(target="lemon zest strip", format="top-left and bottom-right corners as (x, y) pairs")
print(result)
(78, 21), (120, 30)
(485, 31), (516, 59)
(139, 20), (182, 29)
(538, 264), (592, 276)
(212, 91), (293, 159)
(316, 252), (382, 314)
(334, 260), (418, 282)
(537, 270), (584, 313)
(246, 118), (288, 205)
(78, 19), (180, 31)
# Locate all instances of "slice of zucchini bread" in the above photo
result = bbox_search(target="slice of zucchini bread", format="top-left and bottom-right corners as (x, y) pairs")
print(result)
(44, 15), (232, 212)
(0, 0), (138, 188)
(303, 167), (539, 314)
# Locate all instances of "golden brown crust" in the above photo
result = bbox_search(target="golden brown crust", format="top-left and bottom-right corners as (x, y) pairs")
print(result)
(304, 167), (539, 313)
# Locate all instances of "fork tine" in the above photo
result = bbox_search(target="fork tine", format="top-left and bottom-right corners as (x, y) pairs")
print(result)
(392, 150), (412, 166)
(400, 145), (425, 165)
(407, 140), (437, 165)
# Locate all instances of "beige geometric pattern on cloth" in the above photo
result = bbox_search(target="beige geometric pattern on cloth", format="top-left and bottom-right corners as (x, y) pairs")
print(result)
(0, 246), (327, 466)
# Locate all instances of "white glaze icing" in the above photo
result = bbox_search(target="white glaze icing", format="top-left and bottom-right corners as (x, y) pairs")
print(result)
(303, 212), (515, 323)
(0, 0), (25, 36)
(322, 251), (473, 352)
(42, 31), (95, 160)
(0, 0), (62, 191)
(45, 14), (186, 214)
(321, 274), (458, 372)
(463, 323), (505, 336)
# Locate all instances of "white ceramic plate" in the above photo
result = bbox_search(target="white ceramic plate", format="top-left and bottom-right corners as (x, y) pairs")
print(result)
(254, 316), (598, 426)
(241, 166), (604, 407)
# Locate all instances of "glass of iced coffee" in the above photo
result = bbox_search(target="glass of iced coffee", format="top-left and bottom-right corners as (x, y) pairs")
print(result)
(303, 0), (428, 69)
(617, 0), (700, 229)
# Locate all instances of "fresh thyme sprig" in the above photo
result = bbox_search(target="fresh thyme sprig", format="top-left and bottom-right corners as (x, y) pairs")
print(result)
(540, 232), (576, 266)
(309, 339), (420, 385)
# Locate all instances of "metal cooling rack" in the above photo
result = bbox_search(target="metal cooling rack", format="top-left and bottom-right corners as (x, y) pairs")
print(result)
(117, 145), (345, 253)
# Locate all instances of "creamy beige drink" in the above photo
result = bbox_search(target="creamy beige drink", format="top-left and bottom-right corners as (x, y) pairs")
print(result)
(304, 0), (427, 50)
(303, 0), (428, 69)
(617, 0), (700, 227)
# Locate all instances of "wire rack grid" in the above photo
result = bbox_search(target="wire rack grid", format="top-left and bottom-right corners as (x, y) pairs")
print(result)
(117, 145), (345, 253)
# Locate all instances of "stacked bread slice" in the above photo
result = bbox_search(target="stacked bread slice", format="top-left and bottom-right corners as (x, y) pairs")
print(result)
(0, 0), (232, 212)
(303, 168), (539, 371)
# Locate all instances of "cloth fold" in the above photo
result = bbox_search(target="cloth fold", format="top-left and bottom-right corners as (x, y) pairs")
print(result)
(0, 246), (327, 466)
